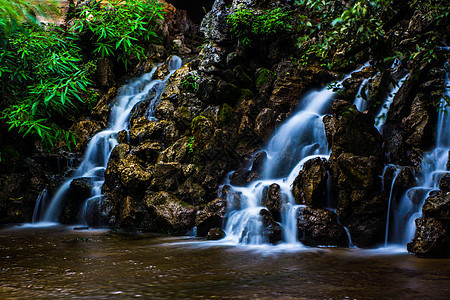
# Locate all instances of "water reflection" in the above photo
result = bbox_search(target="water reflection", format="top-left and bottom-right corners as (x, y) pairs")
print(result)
(1, 227), (449, 299)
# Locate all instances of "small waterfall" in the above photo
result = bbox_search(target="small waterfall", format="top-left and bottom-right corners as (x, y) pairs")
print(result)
(38, 56), (182, 224)
(353, 78), (369, 112)
(375, 73), (409, 131)
(381, 165), (402, 246)
(222, 66), (366, 246)
(388, 64), (449, 245)
(32, 188), (48, 223)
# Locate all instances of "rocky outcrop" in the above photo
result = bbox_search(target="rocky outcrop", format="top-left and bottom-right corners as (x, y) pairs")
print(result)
(296, 207), (349, 247)
(292, 157), (328, 208)
(261, 183), (288, 222)
(324, 99), (386, 247)
(195, 198), (227, 236)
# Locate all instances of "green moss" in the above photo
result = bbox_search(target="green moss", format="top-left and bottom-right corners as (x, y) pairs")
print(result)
(179, 106), (190, 118)
(191, 115), (209, 132)
(220, 103), (235, 125)
(240, 89), (254, 101)
(255, 68), (275, 88)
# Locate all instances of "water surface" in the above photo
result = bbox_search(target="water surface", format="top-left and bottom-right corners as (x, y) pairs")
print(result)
(1, 226), (449, 299)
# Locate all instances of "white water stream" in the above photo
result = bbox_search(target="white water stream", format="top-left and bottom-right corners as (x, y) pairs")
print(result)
(34, 56), (182, 224)
(222, 66), (368, 246)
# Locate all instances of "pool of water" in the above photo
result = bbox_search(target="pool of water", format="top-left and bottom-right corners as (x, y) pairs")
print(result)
(1, 226), (449, 299)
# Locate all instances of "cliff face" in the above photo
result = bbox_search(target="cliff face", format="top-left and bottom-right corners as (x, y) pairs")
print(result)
(1, 0), (449, 256)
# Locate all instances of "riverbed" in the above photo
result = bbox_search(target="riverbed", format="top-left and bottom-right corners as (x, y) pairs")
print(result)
(1, 226), (449, 299)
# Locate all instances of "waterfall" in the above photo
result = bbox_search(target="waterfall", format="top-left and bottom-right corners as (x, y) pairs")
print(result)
(38, 56), (182, 224)
(375, 73), (409, 132)
(387, 64), (449, 246)
(221, 66), (367, 246)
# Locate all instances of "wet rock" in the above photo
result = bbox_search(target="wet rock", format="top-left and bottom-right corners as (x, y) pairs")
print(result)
(156, 136), (191, 164)
(155, 100), (175, 120)
(92, 87), (117, 122)
(128, 118), (164, 144)
(104, 144), (153, 193)
(407, 217), (450, 258)
(96, 57), (116, 89)
(176, 178), (206, 205)
(260, 209), (283, 244)
(152, 162), (185, 191)
(206, 228), (225, 240)
(326, 99), (386, 247)
(254, 108), (279, 141)
(195, 198), (228, 237)
(133, 142), (163, 165)
(261, 184), (288, 222)
(85, 195), (109, 228)
(251, 151), (267, 174)
(69, 120), (104, 152)
(292, 157), (328, 208)
(59, 177), (94, 224)
(142, 191), (197, 235)
(229, 168), (251, 186)
(422, 190), (450, 220)
(394, 167), (416, 194)
(200, 0), (229, 44)
(439, 174), (450, 192)
(296, 207), (348, 247)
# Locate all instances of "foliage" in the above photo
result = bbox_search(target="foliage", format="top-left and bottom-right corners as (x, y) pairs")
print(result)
(0, 0), (56, 34)
(227, 5), (292, 47)
(187, 136), (195, 153)
(71, 0), (164, 69)
(0, 24), (93, 149)
(181, 74), (200, 93)
(294, 0), (449, 69)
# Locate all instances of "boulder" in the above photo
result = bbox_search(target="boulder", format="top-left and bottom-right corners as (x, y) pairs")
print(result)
(292, 157), (328, 208)
(261, 183), (288, 222)
(59, 177), (94, 224)
(152, 162), (185, 191)
(195, 198), (228, 237)
(260, 209), (283, 244)
(296, 207), (349, 247)
(407, 217), (450, 258)
(422, 190), (450, 220)
(254, 108), (279, 141)
(142, 191), (197, 235)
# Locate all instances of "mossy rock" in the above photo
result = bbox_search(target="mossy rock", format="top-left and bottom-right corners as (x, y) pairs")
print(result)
(220, 103), (235, 126)
(255, 68), (275, 89)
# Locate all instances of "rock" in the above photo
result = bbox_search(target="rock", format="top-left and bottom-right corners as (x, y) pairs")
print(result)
(261, 183), (287, 222)
(142, 191), (197, 235)
(260, 209), (283, 244)
(251, 151), (267, 174)
(407, 217), (450, 258)
(200, 0), (229, 44)
(128, 118), (165, 144)
(296, 207), (349, 247)
(133, 142), (163, 165)
(92, 87), (117, 122)
(69, 120), (104, 152)
(195, 198), (228, 236)
(206, 228), (225, 240)
(152, 162), (185, 191)
(155, 100), (175, 120)
(103, 144), (153, 194)
(254, 108), (279, 141)
(96, 57), (116, 89)
(229, 168), (251, 186)
(325, 99), (386, 247)
(292, 157), (328, 208)
(422, 190), (450, 220)
(156, 136), (191, 164)
(59, 177), (94, 224)
(439, 174), (450, 192)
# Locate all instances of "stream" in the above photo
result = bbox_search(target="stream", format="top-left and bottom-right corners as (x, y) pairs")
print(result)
(1, 226), (449, 299)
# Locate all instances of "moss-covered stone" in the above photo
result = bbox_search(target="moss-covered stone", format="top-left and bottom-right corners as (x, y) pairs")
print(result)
(219, 103), (235, 125)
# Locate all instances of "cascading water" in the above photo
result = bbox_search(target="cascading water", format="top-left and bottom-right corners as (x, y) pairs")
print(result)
(222, 66), (366, 246)
(375, 73), (409, 131)
(384, 63), (449, 246)
(36, 56), (182, 224)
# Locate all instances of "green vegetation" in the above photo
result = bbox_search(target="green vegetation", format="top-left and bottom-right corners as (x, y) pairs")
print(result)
(0, 0), (164, 150)
(294, 0), (449, 69)
(227, 5), (292, 47)
(187, 136), (195, 153)
(71, 0), (164, 69)
(181, 74), (200, 93)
